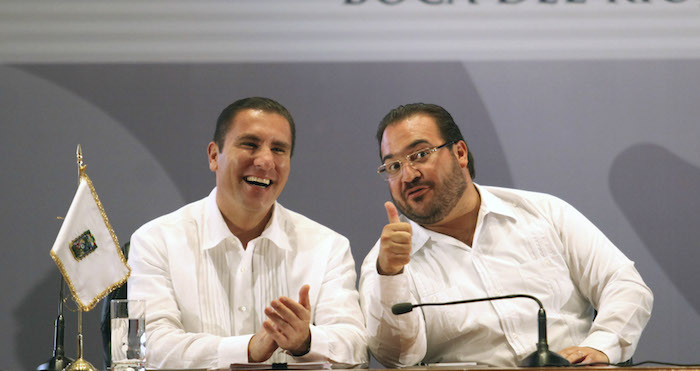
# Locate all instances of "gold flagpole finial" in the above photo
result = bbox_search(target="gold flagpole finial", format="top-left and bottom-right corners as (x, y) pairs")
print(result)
(76, 144), (86, 180)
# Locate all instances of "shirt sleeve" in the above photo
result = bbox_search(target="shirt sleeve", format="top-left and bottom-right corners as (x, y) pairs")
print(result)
(292, 236), (369, 366)
(127, 229), (254, 369)
(551, 197), (653, 363)
(359, 242), (427, 367)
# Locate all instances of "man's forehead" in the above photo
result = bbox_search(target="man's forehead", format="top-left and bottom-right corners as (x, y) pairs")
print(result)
(381, 115), (441, 158)
(228, 110), (292, 140)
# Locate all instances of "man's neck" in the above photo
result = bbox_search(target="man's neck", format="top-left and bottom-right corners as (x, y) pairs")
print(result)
(218, 203), (273, 249)
(424, 183), (481, 246)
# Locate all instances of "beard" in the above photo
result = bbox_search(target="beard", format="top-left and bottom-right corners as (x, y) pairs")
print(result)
(392, 155), (468, 225)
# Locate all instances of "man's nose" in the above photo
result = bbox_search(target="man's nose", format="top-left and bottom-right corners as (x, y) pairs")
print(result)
(253, 147), (274, 170)
(400, 162), (420, 183)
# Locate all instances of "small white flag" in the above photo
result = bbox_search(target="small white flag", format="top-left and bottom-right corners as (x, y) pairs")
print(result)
(50, 174), (130, 311)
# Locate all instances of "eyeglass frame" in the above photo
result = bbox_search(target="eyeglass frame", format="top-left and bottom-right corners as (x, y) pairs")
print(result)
(377, 141), (456, 181)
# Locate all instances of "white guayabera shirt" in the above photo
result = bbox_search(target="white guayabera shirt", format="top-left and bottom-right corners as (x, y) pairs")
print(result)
(360, 184), (652, 367)
(129, 188), (368, 369)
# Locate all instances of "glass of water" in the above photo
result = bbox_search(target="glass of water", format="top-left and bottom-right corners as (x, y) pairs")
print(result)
(111, 299), (146, 371)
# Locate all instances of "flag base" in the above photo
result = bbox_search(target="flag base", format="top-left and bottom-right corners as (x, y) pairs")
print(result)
(64, 357), (98, 371)
(66, 312), (98, 371)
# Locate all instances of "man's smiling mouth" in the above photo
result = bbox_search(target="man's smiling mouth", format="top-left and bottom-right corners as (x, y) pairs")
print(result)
(244, 176), (272, 188)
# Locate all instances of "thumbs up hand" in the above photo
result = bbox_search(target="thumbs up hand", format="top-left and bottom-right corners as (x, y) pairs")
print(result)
(377, 201), (413, 276)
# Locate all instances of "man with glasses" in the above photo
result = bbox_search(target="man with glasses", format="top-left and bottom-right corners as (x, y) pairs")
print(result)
(128, 97), (367, 369)
(359, 103), (652, 367)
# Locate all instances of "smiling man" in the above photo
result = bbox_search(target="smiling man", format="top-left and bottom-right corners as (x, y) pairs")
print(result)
(128, 97), (367, 369)
(359, 103), (653, 367)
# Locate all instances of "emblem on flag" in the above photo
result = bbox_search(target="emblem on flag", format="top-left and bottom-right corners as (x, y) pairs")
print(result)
(69, 230), (98, 261)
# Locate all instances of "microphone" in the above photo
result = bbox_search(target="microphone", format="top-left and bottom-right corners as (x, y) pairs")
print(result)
(391, 294), (570, 367)
(36, 276), (74, 371)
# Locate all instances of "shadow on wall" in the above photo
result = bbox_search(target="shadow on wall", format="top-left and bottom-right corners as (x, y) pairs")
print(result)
(609, 143), (700, 316)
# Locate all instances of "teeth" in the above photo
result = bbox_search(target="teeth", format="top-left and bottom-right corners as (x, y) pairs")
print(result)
(245, 176), (271, 185)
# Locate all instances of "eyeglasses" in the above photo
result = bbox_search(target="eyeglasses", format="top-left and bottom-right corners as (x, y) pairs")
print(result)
(377, 141), (455, 181)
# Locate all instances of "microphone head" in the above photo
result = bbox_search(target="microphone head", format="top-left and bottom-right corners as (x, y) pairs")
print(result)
(391, 302), (414, 315)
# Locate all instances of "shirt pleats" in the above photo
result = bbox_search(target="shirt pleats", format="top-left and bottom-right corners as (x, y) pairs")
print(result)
(254, 239), (290, 363)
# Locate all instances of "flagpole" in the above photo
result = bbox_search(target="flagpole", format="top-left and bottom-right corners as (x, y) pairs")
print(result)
(65, 144), (99, 371)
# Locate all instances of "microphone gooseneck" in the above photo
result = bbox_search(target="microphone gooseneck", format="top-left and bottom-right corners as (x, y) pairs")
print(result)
(391, 294), (571, 367)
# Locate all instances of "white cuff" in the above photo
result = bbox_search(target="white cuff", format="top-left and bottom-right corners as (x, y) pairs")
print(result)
(290, 324), (328, 362)
(217, 334), (255, 368)
(579, 330), (621, 364)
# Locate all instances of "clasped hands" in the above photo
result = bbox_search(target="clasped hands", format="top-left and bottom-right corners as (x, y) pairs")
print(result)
(248, 284), (312, 362)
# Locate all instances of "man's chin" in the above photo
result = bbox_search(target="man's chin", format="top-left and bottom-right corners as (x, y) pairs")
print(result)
(398, 205), (429, 221)
(240, 192), (278, 211)
(398, 201), (447, 225)
(404, 197), (428, 213)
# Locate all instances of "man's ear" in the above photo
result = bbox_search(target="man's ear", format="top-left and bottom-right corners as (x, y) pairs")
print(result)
(207, 142), (219, 172)
(454, 140), (470, 169)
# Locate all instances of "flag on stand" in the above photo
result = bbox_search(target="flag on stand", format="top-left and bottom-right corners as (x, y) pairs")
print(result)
(50, 173), (130, 311)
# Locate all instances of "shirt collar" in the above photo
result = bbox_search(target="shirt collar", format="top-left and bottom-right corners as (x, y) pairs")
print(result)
(202, 188), (231, 250)
(259, 202), (292, 251)
(474, 183), (518, 222)
(408, 217), (431, 256)
(202, 187), (292, 252)
(407, 183), (518, 255)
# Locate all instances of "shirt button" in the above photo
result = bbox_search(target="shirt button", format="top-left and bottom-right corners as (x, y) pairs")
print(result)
(239, 306), (247, 312)
(240, 267), (247, 272)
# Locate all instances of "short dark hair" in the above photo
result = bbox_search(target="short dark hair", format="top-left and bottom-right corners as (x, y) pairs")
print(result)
(377, 103), (475, 179)
(213, 97), (296, 156)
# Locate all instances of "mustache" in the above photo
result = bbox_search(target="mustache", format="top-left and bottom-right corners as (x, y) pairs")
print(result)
(404, 179), (434, 193)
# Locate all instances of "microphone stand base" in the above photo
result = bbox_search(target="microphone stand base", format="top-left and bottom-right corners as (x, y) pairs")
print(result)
(36, 356), (74, 371)
(520, 350), (571, 367)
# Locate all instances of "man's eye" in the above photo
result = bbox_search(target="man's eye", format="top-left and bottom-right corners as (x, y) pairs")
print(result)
(387, 161), (402, 173)
(411, 150), (430, 161)
(241, 142), (257, 148)
(272, 147), (287, 154)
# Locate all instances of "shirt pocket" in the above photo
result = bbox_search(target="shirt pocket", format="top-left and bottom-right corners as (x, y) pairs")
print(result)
(419, 286), (498, 345)
(420, 286), (465, 343)
(513, 254), (570, 313)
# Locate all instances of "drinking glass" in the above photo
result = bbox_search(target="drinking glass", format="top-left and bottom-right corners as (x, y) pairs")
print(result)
(110, 299), (146, 371)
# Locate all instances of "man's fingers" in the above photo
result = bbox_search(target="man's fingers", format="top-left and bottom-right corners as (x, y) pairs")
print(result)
(265, 306), (296, 333)
(558, 347), (608, 365)
(385, 201), (400, 224)
(262, 319), (287, 343)
(263, 300), (311, 354)
(566, 352), (585, 364)
(385, 230), (412, 245)
(559, 346), (582, 363)
(269, 300), (299, 322)
(298, 284), (310, 310)
(379, 202), (413, 275)
(384, 254), (410, 267)
(278, 296), (310, 321)
(264, 306), (285, 327)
